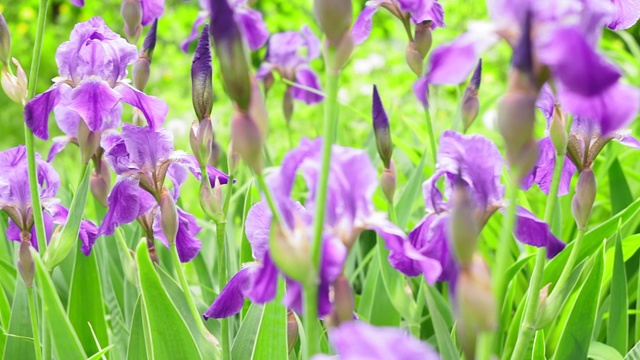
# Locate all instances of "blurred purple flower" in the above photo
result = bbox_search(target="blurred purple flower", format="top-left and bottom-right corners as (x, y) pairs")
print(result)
(353, 0), (445, 46)
(181, 0), (269, 52)
(204, 137), (441, 319)
(405, 131), (565, 282)
(312, 321), (439, 360)
(0, 146), (98, 255)
(417, 0), (640, 132)
(257, 26), (324, 105)
(70, 0), (164, 26)
(99, 124), (229, 262)
(523, 84), (640, 195)
(24, 17), (168, 140)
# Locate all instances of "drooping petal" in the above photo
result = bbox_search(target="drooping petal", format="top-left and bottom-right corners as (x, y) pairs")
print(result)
(607, 0), (640, 30)
(413, 76), (429, 108)
(246, 254), (279, 303)
(614, 131), (640, 149)
(24, 84), (67, 140)
(245, 201), (273, 262)
(79, 220), (99, 256)
(204, 265), (257, 319)
(67, 79), (122, 131)
(153, 207), (202, 262)
(522, 137), (577, 196)
(116, 84), (168, 130)
(352, 1), (385, 46)
(292, 67), (324, 104)
(512, 206), (566, 258)
(140, 0), (165, 26)
(234, 8), (269, 50)
(99, 176), (143, 236)
(121, 123), (174, 170)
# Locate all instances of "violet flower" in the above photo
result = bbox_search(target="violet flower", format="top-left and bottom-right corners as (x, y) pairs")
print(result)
(257, 26), (324, 105)
(523, 84), (640, 195)
(71, 0), (164, 26)
(417, 0), (640, 133)
(24, 17), (168, 141)
(181, 0), (269, 52)
(312, 321), (439, 360)
(353, 0), (445, 46)
(0, 146), (98, 255)
(204, 137), (441, 319)
(99, 124), (229, 262)
(404, 131), (565, 282)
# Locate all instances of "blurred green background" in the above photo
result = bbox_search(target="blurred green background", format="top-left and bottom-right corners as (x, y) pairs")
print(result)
(1, 0), (640, 230)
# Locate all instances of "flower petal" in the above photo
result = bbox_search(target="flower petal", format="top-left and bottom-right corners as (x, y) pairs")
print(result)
(154, 207), (202, 262)
(67, 79), (122, 132)
(352, 1), (384, 46)
(291, 67), (324, 104)
(24, 85), (66, 140)
(140, 0), (165, 26)
(235, 8), (269, 50)
(79, 220), (99, 256)
(204, 265), (257, 319)
(121, 123), (174, 170)
(512, 206), (566, 258)
(607, 0), (640, 30)
(522, 137), (576, 196)
(116, 84), (168, 130)
(181, 14), (208, 52)
(99, 176), (143, 235)
(246, 254), (279, 303)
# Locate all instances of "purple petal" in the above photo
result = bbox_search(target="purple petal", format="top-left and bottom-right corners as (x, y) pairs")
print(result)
(47, 136), (73, 163)
(614, 131), (640, 149)
(607, 0), (640, 30)
(408, 213), (457, 282)
(536, 84), (555, 126)
(513, 206), (566, 258)
(246, 254), (279, 303)
(301, 25), (321, 60)
(67, 79), (122, 132)
(352, 1), (383, 46)
(413, 76), (429, 108)
(291, 67), (324, 104)
(423, 170), (445, 213)
(121, 123), (174, 170)
(116, 84), (168, 130)
(140, 0), (165, 26)
(426, 28), (499, 85)
(398, 0), (445, 27)
(204, 265), (257, 319)
(539, 27), (620, 97)
(244, 201), (272, 262)
(79, 220), (99, 256)
(154, 207), (202, 262)
(327, 321), (440, 359)
(70, 0), (85, 6)
(24, 85), (66, 140)
(235, 8), (269, 50)
(522, 137), (577, 196)
(99, 177), (143, 236)
(181, 15), (208, 52)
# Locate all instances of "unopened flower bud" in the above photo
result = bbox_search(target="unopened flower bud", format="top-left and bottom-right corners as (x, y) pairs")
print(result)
(283, 87), (294, 124)
(209, 140), (221, 167)
(414, 21), (432, 58)
(512, 11), (533, 77)
(572, 168), (596, 230)
(372, 85), (393, 168)
(1, 59), (27, 105)
(313, 0), (353, 47)
(405, 42), (424, 76)
(248, 78), (268, 139)
(190, 118), (214, 166)
(199, 177), (225, 223)
(209, 0), (251, 110)
(381, 161), (396, 204)
(227, 142), (240, 176)
(497, 90), (536, 167)
(550, 104), (568, 156)
(461, 60), (481, 132)
(133, 57), (150, 91)
(231, 111), (264, 174)
(269, 222), (314, 286)
(121, 0), (143, 43)
(508, 139), (538, 182)
(450, 180), (479, 267)
(18, 239), (34, 288)
(325, 33), (354, 74)
(455, 255), (496, 360)
(287, 312), (299, 353)
(329, 274), (355, 326)
(159, 189), (178, 246)
(262, 71), (275, 94)
(192, 24), (214, 120)
(0, 14), (11, 66)
(77, 119), (101, 164)
(90, 158), (112, 207)
(141, 20), (158, 59)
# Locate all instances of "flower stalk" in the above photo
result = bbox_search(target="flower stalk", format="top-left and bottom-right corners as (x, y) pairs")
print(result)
(27, 286), (42, 360)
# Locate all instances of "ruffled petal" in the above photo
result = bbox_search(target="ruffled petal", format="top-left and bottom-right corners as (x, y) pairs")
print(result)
(121, 123), (174, 170)
(99, 176), (142, 235)
(67, 79), (122, 132)
(79, 220), (99, 256)
(522, 137), (576, 196)
(607, 0), (640, 30)
(513, 206), (565, 258)
(116, 84), (168, 130)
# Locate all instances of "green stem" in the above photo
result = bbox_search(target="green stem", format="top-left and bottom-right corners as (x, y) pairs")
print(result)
(554, 228), (586, 292)
(302, 284), (319, 360)
(388, 200), (397, 224)
(216, 221), (230, 360)
(424, 106), (437, 165)
(511, 153), (567, 360)
(169, 243), (217, 346)
(27, 286), (42, 360)
(24, 0), (50, 254)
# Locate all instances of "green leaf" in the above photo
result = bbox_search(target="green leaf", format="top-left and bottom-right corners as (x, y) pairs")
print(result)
(553, 247), (604, 360)
(135, 240), (202, 360)
(376, 235), (416, 321)
(626, 340), (640, 360)
(33, 251), (86, 359)
(43, 165), (91, 270)
(67, 245), (108, 356)
(608, 232), (628, 354)
(532, 331), (545, 360)
(3, 278), (35, 360)
(231, 279), (288, 359)
(424, 285), (460, 360)
(127, 297), (146, 360)
(608, 158), (633, 214)
(395, 152), (427, 228)
(356, 252), (401, 326)
(590, 341), (624, 360)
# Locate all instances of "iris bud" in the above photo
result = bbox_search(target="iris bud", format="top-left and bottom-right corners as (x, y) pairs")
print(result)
(571, 168), (596, 230)
(209, 140), (221, 167)
(372, 85), (392, 168)
(227, 142), (240, 176)
(269, 222), (315, 286)
(199, 177), (225, 223)
(330, 274), (355, 326)
(133, 57), (150, 91)
(90, 158), (112, 207)
(461, 59), (481, 132)
(325, 32), (354, 74)
(455, 255), (496, 360)
(159, 189), (178, 246)
(0, 14), (11, 66)
(192, 24), (214, 120)
(121, 0), (143, 43)
(550, 104), (568, 156)
(313, 0), (352, 47)
(231, 111), (264, 174)
(283, 87), (294, 124)
(450, 180), (479, 267)
(18, 239), (34, 288)
(381, 161), (396, 204)
(414, 21), (433, 58)
(405, 42), (423, 76)
(1, 58), (27, 105)
(77, 119), (101, 164)
(190, 118), (214, 167)
(287, 312), (299, 353)
(497, 89), (536, 168)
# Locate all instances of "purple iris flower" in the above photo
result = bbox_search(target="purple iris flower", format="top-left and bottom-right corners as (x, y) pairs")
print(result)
(181, 0), (269, 52)
(70, 0), (164, 26)
(99, 124), (229, 262)
(312, 321), (439, 360)
(0, 146), (98, 255)
(204, 137), (441, 319)
(256, 26), (324, 105)
(417, 0), (640, 132)
(405, 131), (565, 282)
(523, 84), (640, 195)
(353, 0), (445, 45)
(24, 17), (168, 140)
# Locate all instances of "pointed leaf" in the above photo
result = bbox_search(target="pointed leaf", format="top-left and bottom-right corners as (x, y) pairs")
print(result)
(590, 341), (624, 360)
(3, 278), (35, 360)
(395, 152), (427, 228)
(608, 158), (633, 214)
(609, 231), (628, 353)
(127, 297), (146, 360)
(425, 285), (460, 360)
